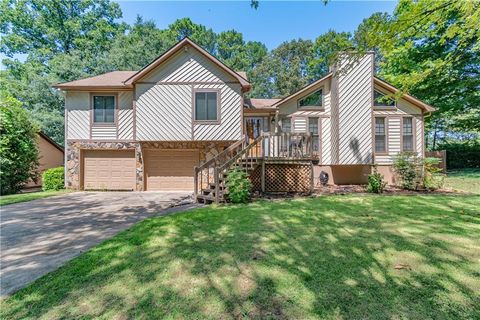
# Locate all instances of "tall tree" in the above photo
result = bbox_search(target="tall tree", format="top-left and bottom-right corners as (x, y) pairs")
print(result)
(309, 30), (353, 78)
(250, 39), (314, 98)
(0, 0), (125, 144)
(165, 18), (216, 54)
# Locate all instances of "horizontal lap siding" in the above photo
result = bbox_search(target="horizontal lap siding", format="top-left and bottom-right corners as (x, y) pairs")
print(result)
(293, 117), (307, 133)
(91, 126), (116, 139)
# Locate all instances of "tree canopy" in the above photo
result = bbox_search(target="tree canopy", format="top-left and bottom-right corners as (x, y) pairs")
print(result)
(1, 0), (478, 148)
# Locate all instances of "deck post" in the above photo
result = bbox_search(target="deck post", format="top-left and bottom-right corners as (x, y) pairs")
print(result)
(261, 160), (266, 193)
(214, 167), (219, 204)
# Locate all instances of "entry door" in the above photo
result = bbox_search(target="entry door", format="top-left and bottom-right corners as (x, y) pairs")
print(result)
(245, 117), (269, 155)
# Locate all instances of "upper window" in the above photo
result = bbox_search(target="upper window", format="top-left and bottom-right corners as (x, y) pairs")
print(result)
(195, 91), (218, 122)
(375, 117), (387, 153)
(374, 90), (395, 107)
(402, 117), (414, 151)
(298, 89), (323, 108)
(93, 95), (115, 123)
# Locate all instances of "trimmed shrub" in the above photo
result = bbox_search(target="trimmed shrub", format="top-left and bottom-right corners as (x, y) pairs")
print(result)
(423, 157), (445, 190)
(393, 152), (422, 190)
(435, 140), (480, 169)
(366, 165), (387, 193)
(42, 167), (65, 191)
(0, 97), (39, 195)
(225, 169), (252, 203)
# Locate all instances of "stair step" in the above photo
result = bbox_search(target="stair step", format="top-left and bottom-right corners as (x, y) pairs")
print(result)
(196, 194), (225, 204)
(202, 188), (225, 196)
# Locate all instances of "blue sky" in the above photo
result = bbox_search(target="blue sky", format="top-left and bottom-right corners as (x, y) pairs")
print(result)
(118, 1), (397, 49)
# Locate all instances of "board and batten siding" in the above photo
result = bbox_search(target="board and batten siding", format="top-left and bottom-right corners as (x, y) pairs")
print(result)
(336, 54), (374, 165)
(135, 47), (243, 141)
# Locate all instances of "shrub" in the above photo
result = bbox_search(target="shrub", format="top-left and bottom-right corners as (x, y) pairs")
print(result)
(225, 169), (252, 203)
(42, 167), (65, 191)
(423, 157), (445, 190)
(435, 139), (480, 169)
(366, 166), (387, 193)
(393, 152), (422, 190)
(0, 96), (39, 195)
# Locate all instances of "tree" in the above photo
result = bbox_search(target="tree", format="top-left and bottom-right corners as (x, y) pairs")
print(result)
(165, 18), (216, 54)
(0, 0), (125, 145)
(0, 93), (40, 195)
(250, 39), (314, 98)
(309, 30), (353, 78)
(358, 0), (480, 146)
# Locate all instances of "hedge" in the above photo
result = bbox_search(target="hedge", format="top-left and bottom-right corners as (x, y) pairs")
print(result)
(435, 140), (480, 169)
(42, 167), (65, 191)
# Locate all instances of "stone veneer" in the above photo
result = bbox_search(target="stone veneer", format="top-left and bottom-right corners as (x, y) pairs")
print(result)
(66, 140), (232, 191)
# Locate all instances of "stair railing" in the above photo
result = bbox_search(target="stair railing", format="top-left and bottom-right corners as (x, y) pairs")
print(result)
(194, 135), (245, 198)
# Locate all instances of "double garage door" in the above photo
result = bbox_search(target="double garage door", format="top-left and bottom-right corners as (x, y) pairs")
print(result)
(82, 149), (199, 191)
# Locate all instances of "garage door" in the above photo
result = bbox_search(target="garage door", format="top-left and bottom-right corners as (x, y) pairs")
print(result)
(83, 150), (136, 190)
(145, 150), (199, 191)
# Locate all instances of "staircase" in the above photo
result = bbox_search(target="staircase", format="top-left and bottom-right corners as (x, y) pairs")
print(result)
(194, 132), (314, 204)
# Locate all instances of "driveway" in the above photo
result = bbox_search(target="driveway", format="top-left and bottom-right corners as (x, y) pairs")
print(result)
(0, 191), (197, 297)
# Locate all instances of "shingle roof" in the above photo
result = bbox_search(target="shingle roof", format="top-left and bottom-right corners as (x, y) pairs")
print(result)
(244, 98), (281, 109)
(53, 71), (136, 89)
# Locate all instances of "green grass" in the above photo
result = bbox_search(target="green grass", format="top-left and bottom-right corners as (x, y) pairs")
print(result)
(1, 195), (479, 319)
(445, 168), (480, 194)
(0, 189), (71, 206)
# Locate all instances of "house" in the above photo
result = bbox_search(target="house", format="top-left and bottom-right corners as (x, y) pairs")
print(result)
(54, 38), (435, 201)
(26, 132), (64, 188)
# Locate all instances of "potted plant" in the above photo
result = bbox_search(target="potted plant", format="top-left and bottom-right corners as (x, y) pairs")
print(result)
(311, 155), (320, 165)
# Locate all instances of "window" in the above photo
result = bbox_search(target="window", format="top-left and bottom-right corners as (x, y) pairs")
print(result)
(298, 89), (323, 108)
(281, 118), (291, 132)
(195, 91), (218, 121)
(402, 117), (414, 151)
(93, 95), (115, 123)
(375, 117), (386, 153)
(308, 117), (320, 154)
(374, 90), (395, 107)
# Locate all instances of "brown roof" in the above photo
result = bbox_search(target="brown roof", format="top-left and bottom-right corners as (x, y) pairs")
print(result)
(53, 71), (136, 90)
(237, 71), (248, 81)
(125, 38), (251, 91)
(374, 77), (436, 112)
(244, 98), (281, 109)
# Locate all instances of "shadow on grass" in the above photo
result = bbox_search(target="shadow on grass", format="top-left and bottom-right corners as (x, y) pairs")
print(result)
(1, 195), (479, 319)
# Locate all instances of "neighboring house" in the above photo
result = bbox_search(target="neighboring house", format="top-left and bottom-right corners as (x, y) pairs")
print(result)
(54, 38), (435, 201)
(26, 132), (64, 188)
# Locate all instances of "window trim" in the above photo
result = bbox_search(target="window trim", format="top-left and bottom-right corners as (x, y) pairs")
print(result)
(90, 93), (118, 127)
(374, 116), (388, 155)
(373, 89), (396, 109)
(401, 116), (416, 152)
(297, 88), (325, 110)
(192, 88), (221, 125)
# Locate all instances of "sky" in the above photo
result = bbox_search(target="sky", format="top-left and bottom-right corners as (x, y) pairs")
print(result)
(1, 0), (397, 68)
(117, 1), (397, 49)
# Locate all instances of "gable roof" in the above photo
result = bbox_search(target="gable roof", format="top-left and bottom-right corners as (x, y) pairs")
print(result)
(374, 77), (435, 112)
(53, 71), (135, 90)
(271, 73), (333, 108)
(38, 132), (64, 153)
(124, 38), (251, 91)
(244, 98), (281, 109)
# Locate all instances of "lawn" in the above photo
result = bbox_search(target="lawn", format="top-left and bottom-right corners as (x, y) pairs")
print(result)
(445, 168), (480, 194)
(0, 189), (71, 206)
(1, 195), (479, 319)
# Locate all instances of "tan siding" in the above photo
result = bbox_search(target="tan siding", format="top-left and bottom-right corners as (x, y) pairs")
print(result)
(141, 49), (237, 83)
(293, 117), (307, 133)
(416, 115), (423, 155)
(193, 83), (242, 141)
(136, 84), (192, 140)
(66, 92), (90, 139)
(91, 126), (117, 139)
(321, 117), (332, 164)
(118, 91), (134, 140)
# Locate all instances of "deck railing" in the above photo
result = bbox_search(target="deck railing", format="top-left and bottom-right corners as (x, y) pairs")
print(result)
(261, 132), (314, 160)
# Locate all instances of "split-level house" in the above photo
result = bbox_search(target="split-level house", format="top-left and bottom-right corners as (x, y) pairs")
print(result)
(54, 38), (435, 202)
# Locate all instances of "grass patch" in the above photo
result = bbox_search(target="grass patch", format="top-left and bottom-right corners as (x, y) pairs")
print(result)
(1, 195), (479, 319)
(445, 168), (480, 194)
(0, 189), (71, 206)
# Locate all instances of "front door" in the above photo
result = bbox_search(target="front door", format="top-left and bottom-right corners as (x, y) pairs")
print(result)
(245, 117), (269, 155)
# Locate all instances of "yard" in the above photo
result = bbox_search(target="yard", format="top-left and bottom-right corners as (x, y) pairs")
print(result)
(445, 168), (480, 194)
(1, 193), (479, 319)
(0, 189), (71, 206)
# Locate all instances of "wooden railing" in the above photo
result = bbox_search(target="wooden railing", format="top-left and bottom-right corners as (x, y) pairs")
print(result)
(194, 132), (315, 203)
(262, 132), (314, 160)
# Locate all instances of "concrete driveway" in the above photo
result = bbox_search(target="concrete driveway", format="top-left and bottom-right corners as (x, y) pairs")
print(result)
(0, 191), (196, 297)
